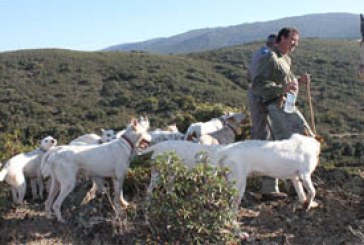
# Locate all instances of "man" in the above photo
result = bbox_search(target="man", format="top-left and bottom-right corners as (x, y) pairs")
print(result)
(247, 34), (283, 199)
(252, 27), (314, 198)
(361, 13), (364, 42)
(358, 14), (364, 81)
(247, 34), (277, 141)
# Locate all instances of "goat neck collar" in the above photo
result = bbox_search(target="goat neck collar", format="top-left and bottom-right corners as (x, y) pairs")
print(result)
(121, 135), (134, 151)
(226, 124), (238, 136)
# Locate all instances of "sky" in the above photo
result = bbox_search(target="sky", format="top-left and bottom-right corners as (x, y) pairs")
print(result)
(0, 0), (362, 52)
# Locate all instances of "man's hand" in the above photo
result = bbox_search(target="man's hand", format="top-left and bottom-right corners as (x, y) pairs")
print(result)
(283, 81), (298, 94)
(298, 72), (311, 84)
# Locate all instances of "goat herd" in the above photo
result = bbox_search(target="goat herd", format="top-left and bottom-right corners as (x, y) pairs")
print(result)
(0, 113), (323, 224)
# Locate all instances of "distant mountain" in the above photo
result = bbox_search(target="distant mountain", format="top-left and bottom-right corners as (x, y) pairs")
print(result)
(104, 13), (361, 54)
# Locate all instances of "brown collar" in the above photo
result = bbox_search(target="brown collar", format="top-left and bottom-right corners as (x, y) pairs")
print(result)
(122, 135), (134, 150)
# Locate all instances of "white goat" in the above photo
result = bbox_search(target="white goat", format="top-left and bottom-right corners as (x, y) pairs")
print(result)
(116, 115), (150, 139)
(184, 112), (246, 141)
(149, 124), (184, 145)
(138, 140), (224, 195)
(142, 134), (323, 212)
(41, 118), (151, 223)
(199, 116), (247, 145)
(69, 129), (116, 145)
(217, 134), (323, 211)
(0, 136), (57, 204)
(69, 129), (117, 198)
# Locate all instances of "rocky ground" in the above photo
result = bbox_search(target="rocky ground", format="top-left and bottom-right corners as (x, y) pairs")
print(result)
(0, 166), (363, 245)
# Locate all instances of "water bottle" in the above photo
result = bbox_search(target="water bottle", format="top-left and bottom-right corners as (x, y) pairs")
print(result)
(283, 77), (298, 113)
(284, 92), (296, 113)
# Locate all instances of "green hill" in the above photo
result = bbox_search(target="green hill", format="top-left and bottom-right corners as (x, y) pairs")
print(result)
(0, 38), (363, 165)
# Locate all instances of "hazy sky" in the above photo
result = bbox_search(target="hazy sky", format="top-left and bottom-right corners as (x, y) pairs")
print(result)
(0, 0), (362, 52)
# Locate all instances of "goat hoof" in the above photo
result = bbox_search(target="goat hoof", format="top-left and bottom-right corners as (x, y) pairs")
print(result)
(304, 200), (319, 211)
(237, 231), (250, 240)
(121, 200), (129, 208)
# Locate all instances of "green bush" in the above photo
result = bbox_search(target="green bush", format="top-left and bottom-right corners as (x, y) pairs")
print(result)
(145, 153), (238, 244)
(0, 130), (35, 162)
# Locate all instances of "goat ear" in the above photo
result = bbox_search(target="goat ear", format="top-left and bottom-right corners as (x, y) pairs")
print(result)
(130, 118), (138, 127)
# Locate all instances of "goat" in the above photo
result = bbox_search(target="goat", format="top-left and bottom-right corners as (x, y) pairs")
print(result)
(69, 129), (116, 145)
(41, 118), (151, 223)
(199, 116), (247, 145)
(0, 136), (57, 204)
(184, 112), (246, 141)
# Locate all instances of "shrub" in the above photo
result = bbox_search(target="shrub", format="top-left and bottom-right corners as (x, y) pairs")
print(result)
(145, 153), (238, 244)
(0, 130), (34, 161)
(124, 154), (154, 196)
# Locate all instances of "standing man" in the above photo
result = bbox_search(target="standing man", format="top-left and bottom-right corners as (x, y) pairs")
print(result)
(248, 34), (284, 200)
(251, 27), (315, 198)
(247, 34), (277, 141)
(358, 14), (364, 81)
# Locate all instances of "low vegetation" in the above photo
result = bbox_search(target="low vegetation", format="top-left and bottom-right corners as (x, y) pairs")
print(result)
(146, 153), (238, 243)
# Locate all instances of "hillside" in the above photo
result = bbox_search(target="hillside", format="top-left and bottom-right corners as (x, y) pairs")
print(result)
(104, 13), (361, 54)
(0, 49), (245, 145)
(0, 38), (363, 244)
(0, 38), (363, 165)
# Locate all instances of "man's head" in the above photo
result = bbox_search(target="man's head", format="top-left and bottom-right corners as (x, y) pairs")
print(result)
(277, 27), (299, 54)
(266, 34), (277, 48)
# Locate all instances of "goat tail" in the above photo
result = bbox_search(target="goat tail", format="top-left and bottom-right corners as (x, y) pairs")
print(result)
(0, 163), (8, 182)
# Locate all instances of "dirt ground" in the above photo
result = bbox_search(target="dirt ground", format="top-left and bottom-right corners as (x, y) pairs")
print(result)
(0, 166), (363, 245)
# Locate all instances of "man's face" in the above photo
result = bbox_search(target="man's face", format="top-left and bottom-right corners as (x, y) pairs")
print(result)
(283, 32), (299, 53)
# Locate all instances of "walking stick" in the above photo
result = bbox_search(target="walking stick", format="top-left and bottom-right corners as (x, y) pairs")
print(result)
(306, 76), (317, 135)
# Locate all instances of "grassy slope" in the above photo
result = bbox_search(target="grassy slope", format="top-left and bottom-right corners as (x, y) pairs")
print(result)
(0, 39), (363, 162)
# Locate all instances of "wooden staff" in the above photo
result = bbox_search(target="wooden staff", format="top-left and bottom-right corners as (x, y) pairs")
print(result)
(306, 76), (316, 134)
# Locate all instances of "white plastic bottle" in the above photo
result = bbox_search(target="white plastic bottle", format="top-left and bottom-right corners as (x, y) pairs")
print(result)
(284, 77), (298, 113)
(284, 92), (296, 113)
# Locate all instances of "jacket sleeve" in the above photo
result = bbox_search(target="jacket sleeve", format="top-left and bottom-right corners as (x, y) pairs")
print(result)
(251, 52), (285, 99)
